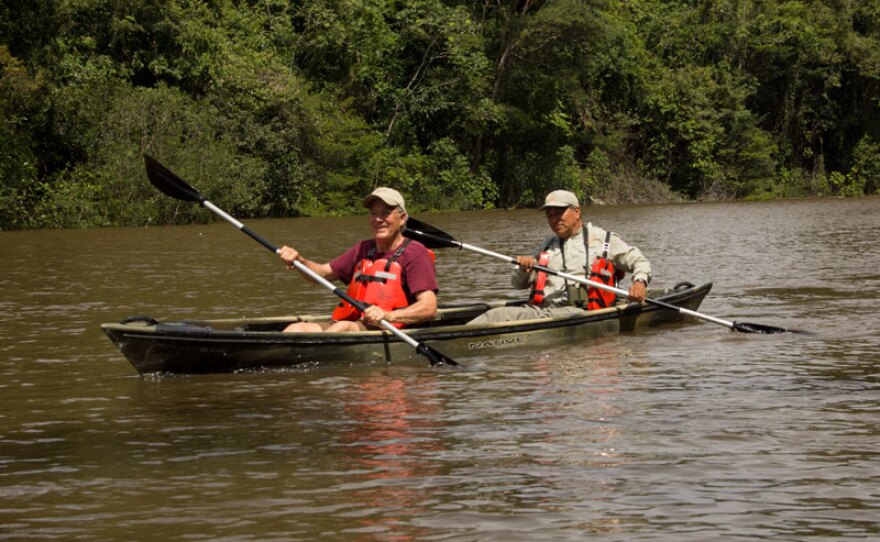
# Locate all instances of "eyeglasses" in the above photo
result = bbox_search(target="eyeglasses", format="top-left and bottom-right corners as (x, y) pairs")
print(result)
(369, 207), (401, 219)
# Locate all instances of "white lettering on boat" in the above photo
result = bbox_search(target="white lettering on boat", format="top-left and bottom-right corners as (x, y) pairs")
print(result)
(467, 337), (525, 350)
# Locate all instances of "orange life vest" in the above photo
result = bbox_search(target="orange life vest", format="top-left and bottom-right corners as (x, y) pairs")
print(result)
(528, 251), (552, 305)
(331, 240), (412, 328)
(587, 231), (625, 310)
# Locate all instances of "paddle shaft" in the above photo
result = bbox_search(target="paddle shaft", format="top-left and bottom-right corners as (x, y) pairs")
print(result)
(403, 217), (797, 335)
(203, 201), (277, 253)
(198, 201), (431, 349)
(452, 239), (738, 330)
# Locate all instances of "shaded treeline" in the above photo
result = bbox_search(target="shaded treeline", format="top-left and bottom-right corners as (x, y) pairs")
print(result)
(2, 0), (879, 229)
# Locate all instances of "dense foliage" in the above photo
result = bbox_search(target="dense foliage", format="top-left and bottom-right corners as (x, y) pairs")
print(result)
(2, 0), (879, 229)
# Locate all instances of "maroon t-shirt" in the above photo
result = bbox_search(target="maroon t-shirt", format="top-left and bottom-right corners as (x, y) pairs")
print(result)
(329, 239), (438, 303)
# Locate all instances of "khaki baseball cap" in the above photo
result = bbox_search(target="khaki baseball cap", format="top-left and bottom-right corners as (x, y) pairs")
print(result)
(538, 189), (580, 209)
(363, 187), (406, 213)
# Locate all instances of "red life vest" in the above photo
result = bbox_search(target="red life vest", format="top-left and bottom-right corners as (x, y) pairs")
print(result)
(587, 231), (625, 310)
(528, 251), (552, 305)
(331, 240), (412, 328)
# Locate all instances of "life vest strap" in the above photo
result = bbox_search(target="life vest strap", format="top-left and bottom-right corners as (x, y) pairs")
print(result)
(372, 270), (398, 281)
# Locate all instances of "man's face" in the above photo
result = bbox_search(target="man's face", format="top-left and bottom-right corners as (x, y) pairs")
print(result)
(545, 206), (581, 239)
(368, 201), (405, 242)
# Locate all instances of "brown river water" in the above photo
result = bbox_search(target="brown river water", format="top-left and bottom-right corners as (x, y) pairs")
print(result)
(1, 198), (878, 541)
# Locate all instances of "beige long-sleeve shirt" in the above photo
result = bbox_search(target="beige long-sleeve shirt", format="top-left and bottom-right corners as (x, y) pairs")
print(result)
(511, 222), (652, 307)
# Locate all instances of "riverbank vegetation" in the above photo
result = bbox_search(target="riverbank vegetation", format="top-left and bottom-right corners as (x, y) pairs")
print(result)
(2, 0), (879, 229)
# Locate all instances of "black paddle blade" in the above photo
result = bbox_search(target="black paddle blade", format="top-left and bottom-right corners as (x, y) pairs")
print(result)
(403, 218), (460, 250)
(144, 155), (204, 203)
(732, 321), (803, 334)
(416, 343), (460, 367)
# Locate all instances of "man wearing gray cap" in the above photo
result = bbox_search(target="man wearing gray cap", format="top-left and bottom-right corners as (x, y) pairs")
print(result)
(469, 189), (651, 324)
(278, 187), (438, 332)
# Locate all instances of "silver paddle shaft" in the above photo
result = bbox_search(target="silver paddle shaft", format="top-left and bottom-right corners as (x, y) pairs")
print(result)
(203, 201), (244, 228)
(458, 241), (736, 330)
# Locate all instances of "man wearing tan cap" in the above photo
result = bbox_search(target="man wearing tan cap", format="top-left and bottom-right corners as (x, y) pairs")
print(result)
(277, 187), (438, 332)
(469, 189), (651, 324)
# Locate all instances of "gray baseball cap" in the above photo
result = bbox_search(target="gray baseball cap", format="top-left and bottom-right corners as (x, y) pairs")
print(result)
(363, 187), (406, 213)
(538, 189), (580, 209)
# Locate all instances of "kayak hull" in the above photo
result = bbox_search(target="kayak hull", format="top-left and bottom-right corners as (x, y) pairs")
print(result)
(101, 282), (711, 375)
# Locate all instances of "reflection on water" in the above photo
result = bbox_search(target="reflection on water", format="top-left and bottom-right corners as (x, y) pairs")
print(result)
(1, 198), (879, 540)
(340, 373), (444, 541)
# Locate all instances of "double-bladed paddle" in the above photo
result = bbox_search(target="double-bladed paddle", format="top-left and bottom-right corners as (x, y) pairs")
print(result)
(143, 155), (458, 367)
(404, 217), (798, 334)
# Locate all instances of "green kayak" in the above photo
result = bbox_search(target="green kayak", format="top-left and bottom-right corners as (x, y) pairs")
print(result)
(101, 281), (711, 375)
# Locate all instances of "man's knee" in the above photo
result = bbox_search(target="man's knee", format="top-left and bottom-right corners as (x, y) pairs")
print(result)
(283, 321), (328, 333)
(469, 306), (534, 325)
(325, 320), (366, 333)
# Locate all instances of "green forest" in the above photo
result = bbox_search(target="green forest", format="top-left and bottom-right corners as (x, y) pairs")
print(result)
(2, 0), (879, 230)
